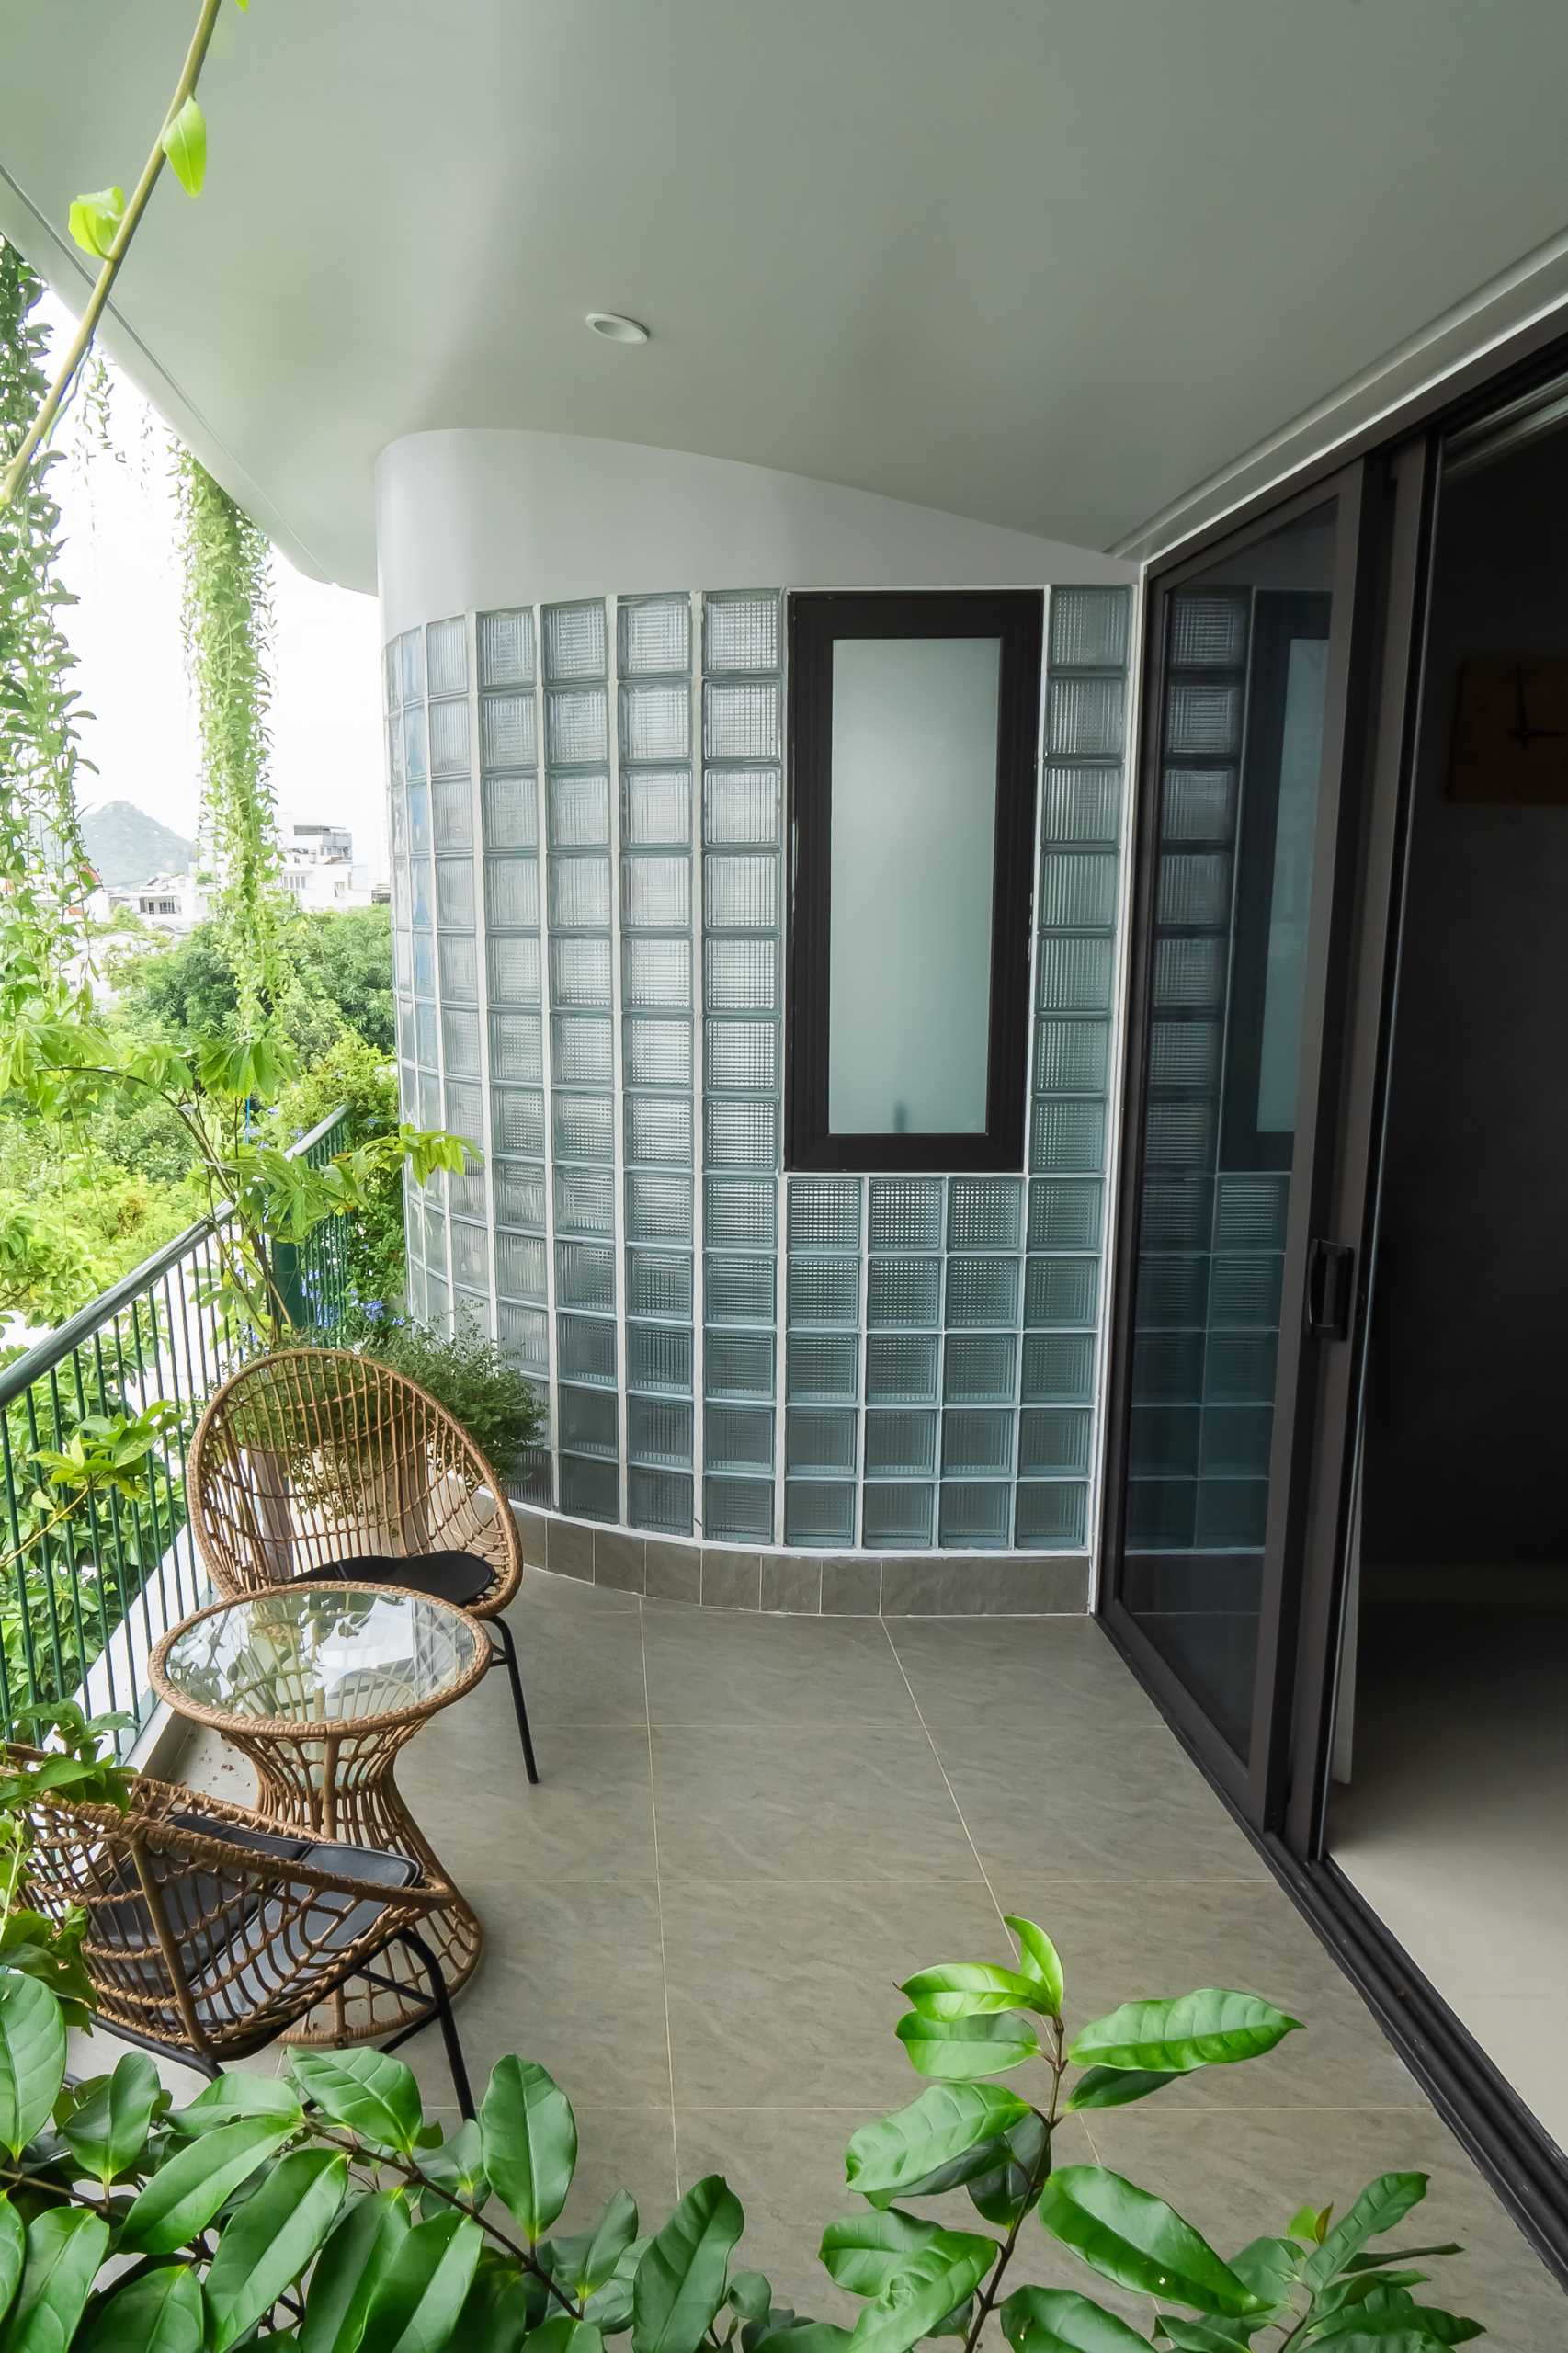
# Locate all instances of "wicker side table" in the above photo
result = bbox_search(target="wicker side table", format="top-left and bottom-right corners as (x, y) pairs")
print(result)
(151, 1580), (490, 2045)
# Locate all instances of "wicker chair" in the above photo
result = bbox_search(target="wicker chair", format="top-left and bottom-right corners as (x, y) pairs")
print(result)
(10, 1753), (475, 2112)
(187, 1348), (538, 1779)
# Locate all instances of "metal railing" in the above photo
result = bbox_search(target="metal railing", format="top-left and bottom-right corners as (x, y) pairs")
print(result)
(0, 1106), (350, 1756)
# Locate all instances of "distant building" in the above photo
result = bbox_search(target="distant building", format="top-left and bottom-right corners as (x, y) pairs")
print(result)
(280, 819), (375, 911)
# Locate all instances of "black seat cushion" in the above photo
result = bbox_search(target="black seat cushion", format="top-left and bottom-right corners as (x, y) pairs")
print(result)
(299, 1549), (495, 1608)
(85, 1813), (311, 1984)
(189, 1840), (421, 2026)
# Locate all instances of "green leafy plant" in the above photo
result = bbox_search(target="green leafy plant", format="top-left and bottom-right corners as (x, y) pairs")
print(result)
(309, 1306), (549, 1472)
(0, 1907), (1485, 2349)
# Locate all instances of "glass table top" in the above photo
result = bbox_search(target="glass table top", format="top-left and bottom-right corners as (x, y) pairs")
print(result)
(157, 1584), (483, 1730)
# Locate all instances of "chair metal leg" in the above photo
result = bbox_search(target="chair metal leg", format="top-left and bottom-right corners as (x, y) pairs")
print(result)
(486, 1616), (540, 1784)
(394, 1929), (475, 2118)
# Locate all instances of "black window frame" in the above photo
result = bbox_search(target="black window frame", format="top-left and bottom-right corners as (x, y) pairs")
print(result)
(785, 588), (1043, 1174)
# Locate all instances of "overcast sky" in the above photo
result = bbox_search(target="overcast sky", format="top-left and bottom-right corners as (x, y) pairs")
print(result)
(42, 292), (390, 881)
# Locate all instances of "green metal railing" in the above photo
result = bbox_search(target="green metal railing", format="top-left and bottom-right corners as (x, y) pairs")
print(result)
(0, 1106), (350, 1756)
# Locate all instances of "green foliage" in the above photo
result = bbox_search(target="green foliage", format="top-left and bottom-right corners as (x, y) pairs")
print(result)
(118, 907), (398, 1063)
(312, 1308), (548, 1471)
(0, 1165), (201, 1323)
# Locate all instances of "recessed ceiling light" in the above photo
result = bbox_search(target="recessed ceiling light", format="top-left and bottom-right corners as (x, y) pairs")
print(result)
(585, 312), (650, 345)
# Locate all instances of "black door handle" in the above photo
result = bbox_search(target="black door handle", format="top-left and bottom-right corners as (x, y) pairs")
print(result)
(1305, 1239), (1356, 1341)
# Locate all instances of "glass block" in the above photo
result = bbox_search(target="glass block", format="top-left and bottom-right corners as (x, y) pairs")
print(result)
(1209, 1255), (1283, 1328)
(1038, 851), (1117, 931)
(864, 1409), (937, 1477)
(705, 853), (777, 929)
(1039, 766), (1120, 845)
(785, 1482), (856, 1546)
(441, 1006), (480, 1075)
(944, 1334), (1018, 1404)
(393, 926), (413, 991)
(430, 698), (471, 778)
(403, 704), (428, 783)
(1050, 585), (1130, 669)
(1026, 1256), (1100, 1327)
(707, 1404), (776, 1474)
(1031, 1098), (1107, 1173)
(631, 1464), (694, 1531)
(866, 1334), (939, 1404)
(1145, 1098), (1216, 1169)
(1131, 1329), (1206, 1404)
(399, 628), (426, 704)
(1136, 1253), (1209, 1326)
(868, 1179), (945, 1253)
(480, 692), (536, 771)
(559, 1313), (617, 1386)
(624, 768), (691, 847)
(1170, 590), (1249, 670)
(620, 682), (690, 762)
(544, 600), (607, 681)
(559, 1453), (618, 1523)
(863, 1483), (934, 1548)
(1131, 1404), (1201, 1477)
(1194, 1477), (1270, 1548)
(1018, 1407), (1093, 1475)
(490, 1087), (547, 1161)
(436, 859), (475, 930)
(938, 1483), (1011, 1549)
(451, 1223), (490, 1293)
(497, 1302), (548, 1375)
(786, 1334), (858, 1403)
(555, 1165), (615, 1238)
(495, 1231), (547, 1303)
(1162, 767), (1237, 842)
(432, 777), (473, 854)
(550, 772), (610, 848)
(415, 999), (438, 1068)
(384, 639), (401, 711)
(789, 1179), (861, 1251)
(439, 932), (477, 1002)
(782, 1408), (857, 1477)
(866, 1258), (941, 1330)
(494, 1163), (546, 1232)
(449, 1162), (486, 1221)
(553, 1093), (615, 1163)
(705, 1098), (778, 1168)
(1016, 1483), (1088, 1548)
(622, 1017), (693, 1089)
(788, 1257), (859, 1327)
(627, 1250), (694, 1321)
(945, 1257), (1022, 1327)
(1047, 675), (1123, 758)
(705, 1176), (776, 1249)
(624, 936), (691, 1008)
(628, 1323), (693, 1394)
(626, 1094), (693, 1166)
(1200, 1404), (1274, 1479)
(704, 592), (779, 674)
(550, 854), (612, 930)
(703, 767), (780, 847)
(551, 1013), (614, 1088)
(552, 935), (613, 1006)
(548, 688), (608, 767)
(1167, 679), (1244, 757)
(1152, 936), (1226, 1010)
(478, 608), (535, 688)
(417, 1072), (440, 1129)
(1149, 1017), (1221, 1091)
(948, 1177), (1024, 1252)
(555, 1240), (615, 1313)
(485, 856), (540, 931)
(704, 1253), (776, 1324)
(444, 1079), (483, 1142)
(425, 1272), (450, 1328)
(626, 1172), (694, 1244)
(421, 1202), (446, 1265)
(1036, 935), (1113, 1013)
(1158, 851), (1232, 928)
(396, 1000), (415, 1063)
(490, 934), (542, 1006)
(411, 863), (434, 931)
(619, 594), (690, 676)
(398, 1061), (417, 1122)
(704, 1018), (778, 1094)
(403, 1258), (426, 1318)
(629, 1396), (693, 1468)
(704, 1329), (775, 1400)
(489, 1011), (543, 1082)
(704, 937), (778, 1012)
(388, 717), (406, 790)
(1033, 1018), (1108, 1093)
(942, 1410), (1014, 1478)
(407, 780), (433, 860)
(703, 1477), (774, 1544)
(704, 680), (780, 759)
(621, 854), (691, 929)
(482, 774), (539, 854)
(1213, 1175), (1290, 1249)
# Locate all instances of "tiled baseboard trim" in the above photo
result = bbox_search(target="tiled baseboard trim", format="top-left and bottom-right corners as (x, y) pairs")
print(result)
(511, 1505), (1089, 1616)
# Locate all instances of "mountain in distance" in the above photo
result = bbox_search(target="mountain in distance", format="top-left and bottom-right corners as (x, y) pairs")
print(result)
(80, 800), (194, 888)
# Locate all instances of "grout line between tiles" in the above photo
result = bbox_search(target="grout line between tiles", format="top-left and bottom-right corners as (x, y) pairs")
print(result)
(880, 1619), (1009, 1937)
(639, 1596), (682, 2200)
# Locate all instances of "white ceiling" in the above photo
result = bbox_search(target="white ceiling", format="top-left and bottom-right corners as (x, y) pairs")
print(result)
(7, 0), (1568, 591)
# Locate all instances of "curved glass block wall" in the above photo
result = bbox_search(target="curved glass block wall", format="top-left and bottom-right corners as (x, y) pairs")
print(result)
(385, 585), (1132, 1562)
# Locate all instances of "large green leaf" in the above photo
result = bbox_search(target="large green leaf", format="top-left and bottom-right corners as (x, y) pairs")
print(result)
(845, 2234), (996, 2353)
(291, 2051), (424, 2157)
(76, 2265), (203, 2353)
(66, 187), (125, 260)
(166, 2074), (305, 2134)
(416, 2120), (489, 2209)
(756, 2329), (852, 2353)
(0, 2206), (109, 2352)
(1064, 2068), (1180, 2115)
(895, 2013), (1040, 2081)
(528, 2320), (608, 2353)
(358, 2211), (484, 2353)
(1069, 1993), (1301, 2076)
(0, 2199), (23, 2325)
(819, 2210), (940, 2297)
(1155, 2320), (1255, 2351)
(965, 2111), (1051, 2229)
(1341, 2248), (1460, 2278)
(589, 2234), (651, 2335)
(631, 2176), (744, 2353)
(1037, 2169), (1264, 2319)
(1308, 2280), (1480, 2346)
(205, 2149), (348, 2351)
(845, 2085), (1032, 2199)
(61, 2052), (162, 2186)
(160, 94), (207, 196)
(1302, 2178), (1431, 2293)
(574, 2193), (640, 2295)
(900, 1965), (1051, 2023)
(1001, 2284), (1154, 2352)
(119, 2115), (293, 2255)
(1004, 1919), (1064, 2018)
(0, 1972), (66, 2158)
(301, 2188), (412, 2353)
(481, 2059), (577, 2244)
(455, 2256), (545, 2353)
